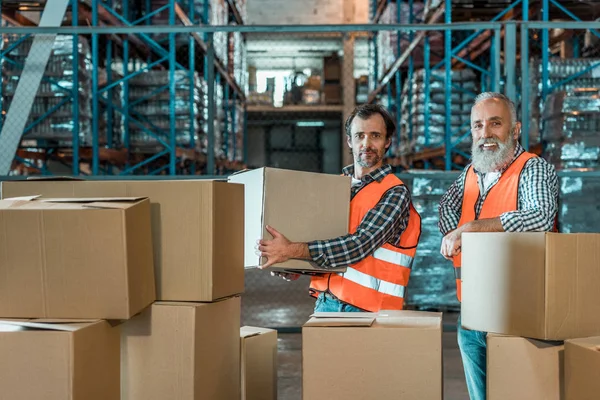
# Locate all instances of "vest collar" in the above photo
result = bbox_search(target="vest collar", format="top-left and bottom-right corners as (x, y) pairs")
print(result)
(342, 164), (392, 184)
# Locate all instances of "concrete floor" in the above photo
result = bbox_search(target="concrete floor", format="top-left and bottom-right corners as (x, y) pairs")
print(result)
(276, 313), (469, 400)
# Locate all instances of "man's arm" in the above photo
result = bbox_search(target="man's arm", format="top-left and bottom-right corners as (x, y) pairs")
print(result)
(438, 168), (467, 235)
(440, 158), (559, 260)
(258, 185), (411, 269)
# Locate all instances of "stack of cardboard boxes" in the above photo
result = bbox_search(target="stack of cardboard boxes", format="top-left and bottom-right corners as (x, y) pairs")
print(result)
(462, 232), (600, 400)
(0, 178), (277, 399)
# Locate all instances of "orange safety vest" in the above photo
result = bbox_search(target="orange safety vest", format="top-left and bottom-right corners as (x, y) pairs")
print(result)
(452, 151), (537, 301)
(309, 173), (422, 312)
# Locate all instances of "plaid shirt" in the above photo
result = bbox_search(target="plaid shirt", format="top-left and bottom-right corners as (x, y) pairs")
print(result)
(438, 143), (559, 235)
(307, 164), (411, 269)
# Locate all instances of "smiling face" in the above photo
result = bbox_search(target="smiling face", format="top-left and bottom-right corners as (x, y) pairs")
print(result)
(470, 97), (521, 173)
(347, 113), (391, 170)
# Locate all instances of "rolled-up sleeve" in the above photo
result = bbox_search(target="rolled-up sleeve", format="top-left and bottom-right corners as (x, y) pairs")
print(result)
(500, 158), (559, 232)
(438, 169), (467, 236)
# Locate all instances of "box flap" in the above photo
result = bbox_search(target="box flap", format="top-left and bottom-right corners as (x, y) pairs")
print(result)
(374, 310), (443, 329)
(25, 176), (84, 181)
(0, 319), (100, 332)
(304, 312), (376, 327)
(40, 197), (146, 203)
(240, 326), (276, 338)
(3, 195), (41, 201)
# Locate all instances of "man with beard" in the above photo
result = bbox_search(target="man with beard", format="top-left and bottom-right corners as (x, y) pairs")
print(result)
(438, 92), (559, 400)
(257, 103), (422, 313)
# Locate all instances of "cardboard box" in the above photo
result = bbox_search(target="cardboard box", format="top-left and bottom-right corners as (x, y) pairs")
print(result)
(0, 319), (120, 400)
(1, 179), (245, 302)
(461, 232), (600, 340)
(228, 167), (350, 272)
(302, 311), (442, 400)
(121, 296), (241, 400)
(240, 326), (278, 400)
(565, 336), (600, 400)
(487, 334), (564, 400)
(0, 196), (155, 319)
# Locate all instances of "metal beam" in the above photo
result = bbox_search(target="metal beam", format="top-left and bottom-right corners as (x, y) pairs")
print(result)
(504, 22), (517, 101)
(0, 0), (70, 175)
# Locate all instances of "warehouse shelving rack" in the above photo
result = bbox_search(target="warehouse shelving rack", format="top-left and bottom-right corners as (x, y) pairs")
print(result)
(0, 0), (247, 176)
(367, 0), (600, 171)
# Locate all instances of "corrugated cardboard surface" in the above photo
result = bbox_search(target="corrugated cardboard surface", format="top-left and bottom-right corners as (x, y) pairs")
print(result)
(0, 319), (120, 400)
(121, 296), (241, 400)
(240, 326), (278, 400)
(1, 180), (245, 301)
(462, 232), (600, 340)
(565, 336), (600, 400)
(228, 167), (350, 272)
(487, 334), (564, 400)
(302, 311), (442, 400)
(0, 197), (155, 319)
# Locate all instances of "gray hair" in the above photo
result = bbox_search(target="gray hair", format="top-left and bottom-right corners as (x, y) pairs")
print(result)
(472, 92), (518, 128)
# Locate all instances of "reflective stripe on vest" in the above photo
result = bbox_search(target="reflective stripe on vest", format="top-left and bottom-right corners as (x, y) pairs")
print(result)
(454, 266), (461, 280)
(338, 267), (406, 299)
(373, 247), (415, 269)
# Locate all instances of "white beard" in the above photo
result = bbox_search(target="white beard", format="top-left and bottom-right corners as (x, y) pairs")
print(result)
(471, 137), (516, 173)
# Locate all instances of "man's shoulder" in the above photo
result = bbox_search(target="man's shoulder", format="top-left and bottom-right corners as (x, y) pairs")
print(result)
(522, 153), (557, 174)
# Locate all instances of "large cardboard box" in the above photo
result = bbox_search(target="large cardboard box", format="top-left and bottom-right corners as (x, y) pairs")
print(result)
(0, 319), (120, 400)
(0, 196), (155, 319)
(461, 232), (600, 340)
(240, 326), (278, 400)
(487, 334), (564, 400)
(302, 311), (442, 400)
(121, 296), (241, 400)
(1, 179), (244, 302)
(228, 167), (350, 272)
(565, 336), (600, 400)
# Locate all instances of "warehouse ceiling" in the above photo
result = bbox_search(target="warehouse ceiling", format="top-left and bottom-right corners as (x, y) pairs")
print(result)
(246, 32), (370, 75)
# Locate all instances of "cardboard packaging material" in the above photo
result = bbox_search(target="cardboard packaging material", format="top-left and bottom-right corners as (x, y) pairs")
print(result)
(0, 196), (155, 319)
(121, 296), (241, 400)
(228, 167), (350, 273)
(565, 336), (600, 400)
(461, 232), (600, 340)
(240, 326), (278, 400)
(1, 179), (245, 302)
(487, 334), (564, 400)
(302, 311), (442, 400)
(0, 319), (120, 400)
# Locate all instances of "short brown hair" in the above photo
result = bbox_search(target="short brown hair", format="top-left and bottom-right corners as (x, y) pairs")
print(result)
(344, 104), (396, 142)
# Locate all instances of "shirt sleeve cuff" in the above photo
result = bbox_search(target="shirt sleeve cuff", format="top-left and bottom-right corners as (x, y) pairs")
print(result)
(500, 212), (522, 232)
(308, 241), (329, 267)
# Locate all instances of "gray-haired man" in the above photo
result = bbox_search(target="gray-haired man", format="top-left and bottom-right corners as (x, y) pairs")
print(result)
(438, 92), (559, 400)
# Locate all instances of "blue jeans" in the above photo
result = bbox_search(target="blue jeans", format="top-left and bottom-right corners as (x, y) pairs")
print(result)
(313, 292), (364, 313)
(457, 315), (487, 400)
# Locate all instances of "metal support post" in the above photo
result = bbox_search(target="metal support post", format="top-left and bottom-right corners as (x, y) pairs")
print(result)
(92, 0), (100, 174)
(206, 32), (216, 175)
(444, 0), (452, 170)
(521, 0), (530, 150)
(542, 0), (550, 100)
(169, 0), (177, 175)
(72, 0), (80, 175)
(504, 23), (517, 102)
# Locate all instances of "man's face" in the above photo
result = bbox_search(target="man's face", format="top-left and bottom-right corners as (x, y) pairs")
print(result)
(470, 98), (521, 173)
(347, 114), (391, 169)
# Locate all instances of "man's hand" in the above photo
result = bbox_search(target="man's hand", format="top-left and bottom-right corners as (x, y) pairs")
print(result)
(440, 218), (504, 260)
(257, 225), (310, 269)
(441, 228), (463, 261)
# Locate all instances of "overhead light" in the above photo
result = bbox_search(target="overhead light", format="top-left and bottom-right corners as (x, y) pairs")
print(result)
(296, 121), (325, 127)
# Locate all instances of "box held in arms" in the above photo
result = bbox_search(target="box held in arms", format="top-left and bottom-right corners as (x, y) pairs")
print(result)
(228, 167), (350, 273)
